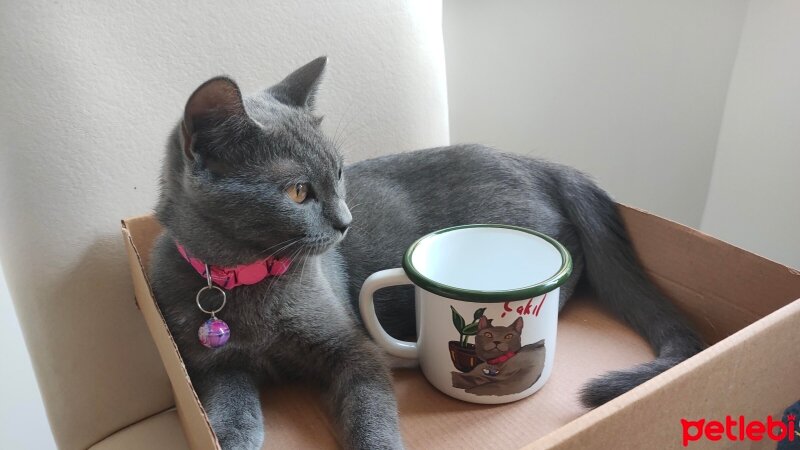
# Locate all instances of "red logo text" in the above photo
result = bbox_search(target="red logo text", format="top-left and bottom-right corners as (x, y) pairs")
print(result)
(681, 415), (797, 447)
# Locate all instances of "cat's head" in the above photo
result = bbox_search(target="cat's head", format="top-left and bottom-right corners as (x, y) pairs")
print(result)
(474, 316), (524, 361)
(157, 57), (351, 265)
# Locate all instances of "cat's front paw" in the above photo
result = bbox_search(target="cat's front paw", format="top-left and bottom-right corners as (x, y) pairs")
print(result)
(353, 432), (405, 450)
(195, 370), (264, 449)
(207, 396), (265, 450)
(214, 421), (264, 450)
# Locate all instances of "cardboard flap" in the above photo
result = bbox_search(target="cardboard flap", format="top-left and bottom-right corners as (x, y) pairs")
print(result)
(122, 219), (220, 450)
(528, 299), (800, 450)
(619, 205), (800, 343)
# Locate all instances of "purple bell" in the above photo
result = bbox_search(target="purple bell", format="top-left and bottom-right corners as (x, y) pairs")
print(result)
(198, 318), (230, 348)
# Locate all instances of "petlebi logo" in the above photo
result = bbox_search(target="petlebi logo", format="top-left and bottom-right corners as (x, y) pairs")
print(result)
(681, 414), (799, 447)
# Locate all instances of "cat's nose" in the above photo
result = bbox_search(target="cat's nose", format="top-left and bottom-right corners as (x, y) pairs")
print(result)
(493, 341), (501, 345)
(333, 217), (351, 235)
(331, 198), (352, 235)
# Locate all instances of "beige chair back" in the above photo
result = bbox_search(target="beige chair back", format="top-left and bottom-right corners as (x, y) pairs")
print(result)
(0, 2), (449, 447)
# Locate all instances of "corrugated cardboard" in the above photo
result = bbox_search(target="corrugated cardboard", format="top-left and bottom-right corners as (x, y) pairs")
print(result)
(122, 205), (800, 449)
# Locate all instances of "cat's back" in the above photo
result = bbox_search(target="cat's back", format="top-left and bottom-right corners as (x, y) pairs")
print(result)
(347, 144), (551, 182)
(344, 144), (561, 225)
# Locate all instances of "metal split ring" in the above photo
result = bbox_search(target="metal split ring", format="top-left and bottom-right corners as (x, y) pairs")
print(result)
(196, 285), (227, 316)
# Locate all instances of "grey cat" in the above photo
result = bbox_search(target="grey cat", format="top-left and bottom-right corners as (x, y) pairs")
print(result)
(452, 317), (546, 396)
(149, 56), (704, 449)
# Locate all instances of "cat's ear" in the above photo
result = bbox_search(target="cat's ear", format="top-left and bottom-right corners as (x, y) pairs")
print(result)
(181, 76), (246, 160)
(268, 56), (327, 110)
(478, 316), (489, 330)
(512, 317), (524, 333)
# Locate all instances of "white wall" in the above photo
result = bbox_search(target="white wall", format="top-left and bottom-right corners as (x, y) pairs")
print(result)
(0, 265), (55, 449)
(443, 0), (748, 227)
(700, 0), (800, 269)
(0, 1), (449, 447)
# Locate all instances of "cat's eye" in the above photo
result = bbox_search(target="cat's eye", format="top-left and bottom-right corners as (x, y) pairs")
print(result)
(504, 333), (514, 339)
(287, 182), (310, 203)
(483, 332), (493, 338)
(338, 167), (343, 180)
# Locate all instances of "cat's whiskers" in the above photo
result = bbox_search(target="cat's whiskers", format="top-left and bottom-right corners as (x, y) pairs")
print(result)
(299, 247), (312, 288)
(261, 238), (303, 262)
(343, 184), (369, 209)
(333, 119), (370, 155)
(330, 101), (371, 157)
(255, 236), (301, 258)
(264, 245), (304, 294)
(330, 102), (352, 151)
(330, 100), (360, 153)
(335, 102), (363, 150)
(347, 202), (364, 212)
(331, 106), (368, 151)
(265, 246), (310, 295)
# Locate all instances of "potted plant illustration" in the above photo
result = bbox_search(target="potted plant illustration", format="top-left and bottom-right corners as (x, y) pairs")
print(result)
(448, 306), (488, 372)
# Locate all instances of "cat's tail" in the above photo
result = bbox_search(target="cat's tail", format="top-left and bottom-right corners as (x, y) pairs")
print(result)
(553, 167), (706, 408)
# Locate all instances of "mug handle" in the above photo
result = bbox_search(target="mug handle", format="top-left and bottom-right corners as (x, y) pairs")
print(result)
(359, 268), (419, 359)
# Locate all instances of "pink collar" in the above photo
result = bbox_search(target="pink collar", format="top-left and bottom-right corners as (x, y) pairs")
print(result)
(176, 242), (292, 290)
(487, 351), (517, 365)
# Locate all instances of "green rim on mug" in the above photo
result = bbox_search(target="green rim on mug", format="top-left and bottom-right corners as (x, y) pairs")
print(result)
(401, 224), (573, 303)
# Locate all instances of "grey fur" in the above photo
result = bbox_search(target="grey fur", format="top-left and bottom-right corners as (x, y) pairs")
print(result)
(149, 56), (704, 449)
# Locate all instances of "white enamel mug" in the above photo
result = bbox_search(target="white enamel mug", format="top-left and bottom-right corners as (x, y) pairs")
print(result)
(359, 224), (572, 404)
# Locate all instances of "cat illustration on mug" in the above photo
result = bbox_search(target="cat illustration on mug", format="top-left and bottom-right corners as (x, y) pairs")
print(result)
(451, 316), (546, 396)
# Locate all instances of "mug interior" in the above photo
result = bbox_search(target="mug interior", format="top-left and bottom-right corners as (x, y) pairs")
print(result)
(406, 225), (569, 299)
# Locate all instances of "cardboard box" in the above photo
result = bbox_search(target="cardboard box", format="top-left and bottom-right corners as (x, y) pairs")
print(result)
(122, 205), (800, 449)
